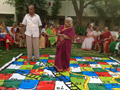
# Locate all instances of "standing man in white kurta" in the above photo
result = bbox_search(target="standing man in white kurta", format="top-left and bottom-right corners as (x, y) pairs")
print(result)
(22, 5), (42, 62)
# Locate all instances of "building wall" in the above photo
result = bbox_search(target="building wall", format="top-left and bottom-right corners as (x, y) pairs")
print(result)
(47, 0), (119, 30)
(0, 0), (15, 14)
(0, 0), (15, 21)
(0, 0), (119, 30)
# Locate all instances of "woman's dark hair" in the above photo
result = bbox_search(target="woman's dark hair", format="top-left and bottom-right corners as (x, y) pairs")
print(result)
(87, 23), (90, 27)
(49, 24), (54, 27)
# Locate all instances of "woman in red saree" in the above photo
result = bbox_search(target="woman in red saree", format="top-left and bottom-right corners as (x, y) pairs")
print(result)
(98, 27), (112, 53)
(54, 17), (76, 72)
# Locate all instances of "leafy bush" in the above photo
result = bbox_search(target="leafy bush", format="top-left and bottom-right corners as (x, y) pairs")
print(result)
(5, 19), (14, 26)
(51, 0), (61, 19)
(0, 19), (14, 26)
(75, 26), (86, 35)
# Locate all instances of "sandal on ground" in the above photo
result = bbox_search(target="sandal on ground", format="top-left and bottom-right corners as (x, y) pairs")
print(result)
(35, 59), (39, 62)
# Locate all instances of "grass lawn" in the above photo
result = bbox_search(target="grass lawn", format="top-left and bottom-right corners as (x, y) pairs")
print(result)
(0, 43), (120, 68)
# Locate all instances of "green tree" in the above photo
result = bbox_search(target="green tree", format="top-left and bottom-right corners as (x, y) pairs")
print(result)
(71, 0), (110, 27)
(5, 0), (48, 23)
(27, 0), (49, 18)
(91, 0), (120, 19)
(91, 0), (120, 29)
(51, 0), (61, 19)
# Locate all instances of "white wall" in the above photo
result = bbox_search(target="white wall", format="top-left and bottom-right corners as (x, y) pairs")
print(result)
(0, 0), (15, 14)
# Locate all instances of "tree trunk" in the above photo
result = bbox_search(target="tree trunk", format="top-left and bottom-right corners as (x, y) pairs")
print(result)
(72, 0), (84, 27)
(76, 11), (83, 27)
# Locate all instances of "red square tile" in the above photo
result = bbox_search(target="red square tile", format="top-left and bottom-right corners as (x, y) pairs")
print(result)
(0, 87), (17, 90)
(79, 64), (90, 67)
(96, 72), (112, 77)
(41, 55), (50, 57)
(29, 69), (44, 75)
(48, 60), (55, 63)
(20, 56), (28, 59)
(83, 57), (92, 59)
(117, 68), (120, 72)
(24, 61), (36, 65)
(37, 81), (55, 90)
(0, 74), (13, 79)
(70, 58), (76, 61)
(97, 62), (108, 65)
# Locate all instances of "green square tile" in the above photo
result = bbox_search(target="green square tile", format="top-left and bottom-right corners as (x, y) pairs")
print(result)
(77, 61), (89, 64)
(0, 69), (16, 74)
(93, 68), (107, 72)
(39, 57), (49, 59)
(47, 63), (54, 67)
(70, 72), (84, 77)
(95, 60), (106, 62)
(99, 77), (116, 83)
(2, 80), (22, 88)
(70, 61), (78, 64)
(88, 83), (107, 90)
(0, 80), (4, 86)
(86, 59), (94, 62)
(20, 65), (33, 70)
(70, 77), (85, 83)
(40, 74), (56, 81)
(56, 72), (70, 77)
(116, 65), (120, 68)
(115, 78), (120, 83)
(48, 57), (55, 60)
(32, 65), (44, 69)
(26, 74), (42, 80)
(101, 58), (110, 60)
(81, 67), (94, 71)
(70, 56), (75, 59)
(101, 65), (112, 68)
(72, 82), (86, 90)
(17, 59), (25, 62)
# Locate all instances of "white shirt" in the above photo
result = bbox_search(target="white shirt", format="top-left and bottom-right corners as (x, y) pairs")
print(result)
(22, 14), (42, 37)
(94, 31), (101, 36)
(115, 33), (119, 39)
(41, 28), (46, 33)
(86, 28), (90, 32)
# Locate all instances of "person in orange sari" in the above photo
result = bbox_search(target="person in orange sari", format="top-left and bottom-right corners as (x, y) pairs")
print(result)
(39, 24), (48, 49)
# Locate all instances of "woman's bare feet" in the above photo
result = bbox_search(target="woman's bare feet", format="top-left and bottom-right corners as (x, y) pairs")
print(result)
(14, 41), (18, 44)
(104, 52), (106, 54)
(27, 59), (31, 62)
(98, 51), (101, 53)
(6, 49), (9, 51)
(109, 53), (112, 55)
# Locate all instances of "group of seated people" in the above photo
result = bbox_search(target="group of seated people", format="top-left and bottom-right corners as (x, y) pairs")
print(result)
(81, 25), (120, 56)
(39, 24), (60, 49)
(0, 21), (60, 51)
(0, 21), (120, 56)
